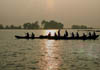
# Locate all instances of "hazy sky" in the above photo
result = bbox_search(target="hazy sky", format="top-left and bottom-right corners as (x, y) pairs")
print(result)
(0, 0), (100, 28)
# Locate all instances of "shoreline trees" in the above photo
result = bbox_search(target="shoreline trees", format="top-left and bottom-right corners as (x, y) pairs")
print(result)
(0, 20), (64, 29)
(72, 25), (93, 29)
(0, 20), (94, 29)
(23, 21), (40, 29)
(0, 24), (4, 29)
(41, 20), (64, 29)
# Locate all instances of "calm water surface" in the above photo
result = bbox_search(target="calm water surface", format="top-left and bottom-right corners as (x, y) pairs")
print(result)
(0, 29), (100, 70)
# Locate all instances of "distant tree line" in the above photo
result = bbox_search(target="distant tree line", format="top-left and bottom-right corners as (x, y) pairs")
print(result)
(72, 25), (93, 29)
(0, 20), (64, 29)
(0, 24), (22, 29)
(0, 21), (94, 29)
(23, 21), (40, 29)
(41, 20), (64, 29)
(0, 24), (4, 29)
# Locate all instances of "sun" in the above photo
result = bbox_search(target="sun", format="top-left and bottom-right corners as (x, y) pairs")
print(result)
(44, 30), (57, 36)
(46, 0), (55, 9)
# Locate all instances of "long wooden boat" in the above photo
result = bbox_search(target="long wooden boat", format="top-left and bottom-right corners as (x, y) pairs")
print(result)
(15, 35), (99, 40)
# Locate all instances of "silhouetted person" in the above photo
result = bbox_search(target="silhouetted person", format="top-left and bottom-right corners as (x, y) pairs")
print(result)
(89, 32), (92, 37)
(65, 30), (68, 37)
(64, 33), (66, 38)
(54, 32), (57, 37)
(71, 32), (75, 38)
(26, 32), (29, 38)
(31, 32), (35, 39)
(82, 33), (87, 40)
(76, 32), (79, 38)
(93, 31), (96, 36)
(48, 32), (51, 37)
(92, 31), (99, 40)
(83, 33), (86, 37)
(58, 29), (61, 37)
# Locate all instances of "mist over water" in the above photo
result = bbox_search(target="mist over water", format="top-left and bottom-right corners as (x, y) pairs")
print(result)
(0, 0), (100, 69)
(0, 0), (100, 27)
(0, 29), (100, 70)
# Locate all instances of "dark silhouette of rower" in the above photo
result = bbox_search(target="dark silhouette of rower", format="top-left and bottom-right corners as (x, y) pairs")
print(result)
(88, 32), (92, 37)
(64, 30), (68, 38)
(83, 33), (87, 40)
(93, 31), (96, 36)
(48, 32), (51, 37)
(83, 33), (86, 37)
(54, 32), (57, 37)
(71, 32), (75, 38)
(58, 29), (61, 37)
(64, 33), (66, 38)
(65, 30), (68, 37)
(76, 32), (79, 38)
(31, 32), (35, 39)
(26, 32), (29, 39)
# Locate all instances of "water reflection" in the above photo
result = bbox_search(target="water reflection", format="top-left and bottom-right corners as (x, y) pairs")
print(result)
(39, 30), (62, 70)
(44, 30), (58, 36)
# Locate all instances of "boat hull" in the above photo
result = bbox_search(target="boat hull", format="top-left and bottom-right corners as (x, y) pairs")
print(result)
(15, 35), (99, 40)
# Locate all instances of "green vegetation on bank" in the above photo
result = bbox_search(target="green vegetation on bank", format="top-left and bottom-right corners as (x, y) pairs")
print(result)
(23, 21), (40, 29)
(0, 24), (22, 29)
(72, 25), (93, 29)
(0, 20), (94, 29)
(41, 20), (63, 29)
(0, 20), (64, 29)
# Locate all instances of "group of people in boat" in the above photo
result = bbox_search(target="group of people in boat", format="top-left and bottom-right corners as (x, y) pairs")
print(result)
(47, 29), (97, 38)
(25, 32), (35, 39)
(23, 29), (98, 40)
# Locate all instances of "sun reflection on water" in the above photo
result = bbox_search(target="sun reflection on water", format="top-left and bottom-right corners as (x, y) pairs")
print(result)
(46, 0), (55, 9)
(39, 30), (62, 70)
(44, 30), (58, 36)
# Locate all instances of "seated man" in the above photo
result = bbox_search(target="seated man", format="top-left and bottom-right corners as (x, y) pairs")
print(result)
(65, 30), (68, 37)
(48, 32), (51, 37)
(76, 32), (79, 38)
(58, 29), (61, 37)
(64, 30), (68, 38)
(92, 31), (96, 36)
(82, 33), (87, 40)
(31, 32), (35, 39)
(71, 32), (75, 38)
(26, 32), (29, 39)
(88, 32), (92, 37)
(54, 32), (57, 37)
(26, 32), (29, 37)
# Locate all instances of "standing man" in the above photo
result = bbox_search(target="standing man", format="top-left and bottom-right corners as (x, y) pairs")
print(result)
(58, 29), (61, 37)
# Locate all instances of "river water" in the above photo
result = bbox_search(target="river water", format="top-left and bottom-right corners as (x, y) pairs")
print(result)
(0, 29), (100, 70)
